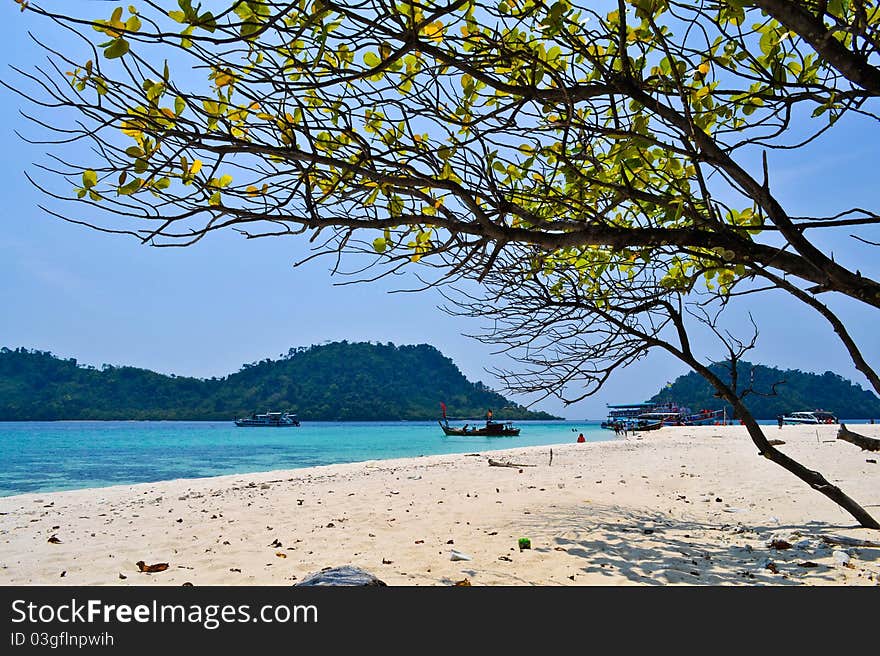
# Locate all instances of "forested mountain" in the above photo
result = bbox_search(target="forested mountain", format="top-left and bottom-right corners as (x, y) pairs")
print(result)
(649, 361), (880, 420)
(0, 343), (558, 421)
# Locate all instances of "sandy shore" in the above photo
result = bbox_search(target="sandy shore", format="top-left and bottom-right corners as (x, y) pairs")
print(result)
(1, 424), (878, 586)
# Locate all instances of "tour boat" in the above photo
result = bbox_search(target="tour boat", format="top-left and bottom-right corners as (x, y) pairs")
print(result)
(234, 411), (300, 427)
(781, 410), (837, 425)
(601, 402), (726, 430)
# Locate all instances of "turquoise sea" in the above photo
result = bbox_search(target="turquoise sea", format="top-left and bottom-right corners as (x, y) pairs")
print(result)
(0, 420), (609, 497)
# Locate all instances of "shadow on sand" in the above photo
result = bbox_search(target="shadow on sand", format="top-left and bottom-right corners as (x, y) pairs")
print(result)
(514, 503), (875, 585)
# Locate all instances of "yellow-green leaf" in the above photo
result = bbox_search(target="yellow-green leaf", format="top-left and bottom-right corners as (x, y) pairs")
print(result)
(117, 178), (141, 195)
(104, 38), (130, 59)
(422, 21), (444, 42)
(363, 51), (381, 68)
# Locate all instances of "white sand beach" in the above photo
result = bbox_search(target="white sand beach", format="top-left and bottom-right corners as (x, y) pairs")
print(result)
(1, 424), (878, 586)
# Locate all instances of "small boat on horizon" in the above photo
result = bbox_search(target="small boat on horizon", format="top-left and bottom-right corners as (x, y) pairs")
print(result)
(234, 411), (300, 427)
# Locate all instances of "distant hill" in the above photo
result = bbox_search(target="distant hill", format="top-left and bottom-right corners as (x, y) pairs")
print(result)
(648, 361), (880, 420)
(0, 343), (559, 421)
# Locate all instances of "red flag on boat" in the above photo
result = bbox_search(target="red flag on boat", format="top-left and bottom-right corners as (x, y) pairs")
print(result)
(440, 402), (447, 419)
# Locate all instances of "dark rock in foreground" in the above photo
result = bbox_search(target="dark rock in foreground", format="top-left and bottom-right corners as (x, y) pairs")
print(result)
(295, 566), (387, 586)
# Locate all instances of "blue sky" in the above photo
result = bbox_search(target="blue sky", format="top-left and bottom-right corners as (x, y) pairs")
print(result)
(1, 2), (878, 419)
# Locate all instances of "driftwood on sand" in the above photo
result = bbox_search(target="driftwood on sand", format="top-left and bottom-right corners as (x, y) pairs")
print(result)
(820, 535), (880, 548)
(488, 459), (536, 468)
(837, 424), (880, 452)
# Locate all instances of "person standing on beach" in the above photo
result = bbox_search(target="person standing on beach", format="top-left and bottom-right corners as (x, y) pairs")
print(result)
(777, 415), (784, 429)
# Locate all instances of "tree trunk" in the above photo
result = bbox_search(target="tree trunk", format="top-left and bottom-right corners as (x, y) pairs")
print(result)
(837, 424), (880, 452)
(684, 361), (880, 529)
(734, 403), (880, 529)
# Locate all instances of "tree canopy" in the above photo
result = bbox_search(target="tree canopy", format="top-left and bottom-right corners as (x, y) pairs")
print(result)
(8, 0), (880, 525)
(11, 2), (878, 294)
(0, 342), (557, 420)
(10, 0), (880, 393)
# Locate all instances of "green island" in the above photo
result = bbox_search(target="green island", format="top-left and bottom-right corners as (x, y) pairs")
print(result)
(650, 361), (880, 420)
(0, 342), (559, 421)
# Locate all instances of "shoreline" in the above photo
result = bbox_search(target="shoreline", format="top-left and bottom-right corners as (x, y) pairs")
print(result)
(1, 424), (878, 585)
(0, 419), (609, 499)
(4, 418), (872, 500)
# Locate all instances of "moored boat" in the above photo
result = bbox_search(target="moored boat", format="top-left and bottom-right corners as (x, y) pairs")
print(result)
(438, 402), (520, 436)
(781, 410), (837, 425)
(680, 409), (726, 426)
(635, 410), (686, 426)
(602, 402), (726, 429)
(603, 418), (664, 432)
(234, 411), (300, 427)
(438, 419), (520, 437)
(601, 403), (658, 429)
(633, 420), (663, 431)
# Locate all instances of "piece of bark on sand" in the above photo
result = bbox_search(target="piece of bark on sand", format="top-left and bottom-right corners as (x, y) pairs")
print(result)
(136, 561), (169, 573)
(837, 424), (880, 452)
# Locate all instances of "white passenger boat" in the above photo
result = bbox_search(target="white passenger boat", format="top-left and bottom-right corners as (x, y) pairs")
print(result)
(780, 410), (837, 425)
(234, 411), (300, 427)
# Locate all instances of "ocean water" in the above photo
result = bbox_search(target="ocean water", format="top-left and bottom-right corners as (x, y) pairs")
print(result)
(0, 420), (610, 497)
